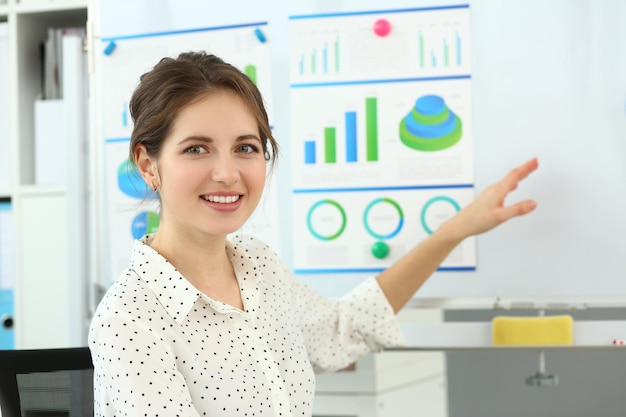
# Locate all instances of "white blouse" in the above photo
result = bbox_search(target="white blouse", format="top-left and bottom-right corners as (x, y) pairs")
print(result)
(89, 234), (404, 417)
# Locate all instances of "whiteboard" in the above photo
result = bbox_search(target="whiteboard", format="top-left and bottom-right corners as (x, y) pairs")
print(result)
(93, 0), (626, 300)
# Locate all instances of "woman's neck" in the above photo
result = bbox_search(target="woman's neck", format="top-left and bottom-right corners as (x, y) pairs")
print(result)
(148, 227), (244, 309)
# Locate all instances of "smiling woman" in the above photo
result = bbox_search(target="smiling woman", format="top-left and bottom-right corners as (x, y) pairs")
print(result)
(135, 88), (267, 237)
(88, 51), (539, 417)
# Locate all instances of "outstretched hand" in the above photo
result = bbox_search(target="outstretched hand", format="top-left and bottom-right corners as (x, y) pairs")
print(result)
(445, 157), (539, 241)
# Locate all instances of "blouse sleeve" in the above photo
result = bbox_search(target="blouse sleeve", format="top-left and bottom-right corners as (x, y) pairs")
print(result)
(291, 276), (405, 373)
(89, 314), (202, 417)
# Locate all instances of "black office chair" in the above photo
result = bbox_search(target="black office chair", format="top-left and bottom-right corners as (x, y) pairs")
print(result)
(0, 347), (93, 417)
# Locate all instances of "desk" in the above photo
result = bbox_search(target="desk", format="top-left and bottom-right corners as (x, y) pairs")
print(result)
(396, 320), (626, 351)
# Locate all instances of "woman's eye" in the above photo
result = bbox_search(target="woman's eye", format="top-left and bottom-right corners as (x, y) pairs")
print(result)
(238, 144), (260, 154)
(186, 145), (205, 154)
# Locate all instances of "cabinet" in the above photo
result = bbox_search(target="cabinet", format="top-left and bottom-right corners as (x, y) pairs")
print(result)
(313, 309), (449, 417)
(313, 351), (448, 417)
(0, 0), (88, 349)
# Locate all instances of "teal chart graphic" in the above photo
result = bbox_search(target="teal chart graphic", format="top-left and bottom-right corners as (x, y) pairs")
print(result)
(131, 211), (160, 239)
(307, 199), (347, 241)
(294, 189), (475, 273)
(363, 197), (404, 260)
(289, 6), (475, 273)
(420, 196), (461, 235)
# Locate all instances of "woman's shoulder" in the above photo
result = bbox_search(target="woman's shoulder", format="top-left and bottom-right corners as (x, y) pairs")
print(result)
(92, 269), (153, 318)
(228, 233), (277, 255)
(227, 233), (289, 271)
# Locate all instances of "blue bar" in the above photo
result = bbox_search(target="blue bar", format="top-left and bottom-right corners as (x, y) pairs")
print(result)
(289, 5), (469, 20)
(102, 21), (268, 42)
(293, 183), (474, 193)
(456, 31), (461, 66)
(294, 266), (475, 274)
(305, 141), (316, 164)
(299, 56), (304, 74)
(290, 74), (471, 88)
(345, 111), (357, 162)
(122, 102), (128, 127)
(323, 43), (328, 73)
(431, 50), (437, 67)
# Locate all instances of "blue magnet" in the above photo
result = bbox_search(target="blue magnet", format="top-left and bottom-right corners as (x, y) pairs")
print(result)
(254, 27), (267, 43)
(104, 41), (117, 56)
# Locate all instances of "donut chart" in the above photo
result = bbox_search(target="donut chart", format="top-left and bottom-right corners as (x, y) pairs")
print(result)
(420, 196), (461, 235)
(131, 210), (160, 239)
(306, 199), (347, 241)
(363, 197), (404, 240)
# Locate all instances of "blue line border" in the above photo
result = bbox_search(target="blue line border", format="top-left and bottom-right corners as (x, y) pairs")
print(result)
(293, 183), (474, 194)
(105, 137), (131, 143)
(291, 75), (470, 88)
(290, 4), (469, 20)
(295, 266), (476, 274)
(102, 21), (268, 42)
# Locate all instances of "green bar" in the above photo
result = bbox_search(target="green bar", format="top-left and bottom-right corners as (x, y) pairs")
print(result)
(244, 64), (257, 85)
(419, 32), (424, 68)
(366, 97), (378, 161)
(311, 51), (316, 74)
(324, 127), (337, 163)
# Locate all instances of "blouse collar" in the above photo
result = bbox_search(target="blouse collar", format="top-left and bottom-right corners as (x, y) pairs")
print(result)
(129, 234), (264, 324)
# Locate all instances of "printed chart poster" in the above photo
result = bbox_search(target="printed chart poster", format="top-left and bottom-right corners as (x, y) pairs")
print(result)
(99, 23), (276, 284)
(289, 5), (475, 274)
(99, 22), (273, 140)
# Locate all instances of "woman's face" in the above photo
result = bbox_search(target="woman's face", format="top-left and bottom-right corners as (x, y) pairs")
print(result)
(141, 89), (267, 239)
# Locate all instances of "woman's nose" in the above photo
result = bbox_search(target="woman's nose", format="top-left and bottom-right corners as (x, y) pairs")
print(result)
(210, 154), (239, 184)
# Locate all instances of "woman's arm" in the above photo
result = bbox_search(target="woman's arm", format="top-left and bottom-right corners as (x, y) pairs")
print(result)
(377, 157), (539, 313)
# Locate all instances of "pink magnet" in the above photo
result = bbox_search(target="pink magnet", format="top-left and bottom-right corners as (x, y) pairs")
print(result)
(373, 19), (391, 37)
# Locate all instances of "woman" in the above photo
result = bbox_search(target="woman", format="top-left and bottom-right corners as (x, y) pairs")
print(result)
(89, 51), (538, 416)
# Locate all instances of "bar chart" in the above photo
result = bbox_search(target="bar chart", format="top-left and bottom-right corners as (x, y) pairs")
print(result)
(304, 96), (378, 165)
(291, 77), (473, 191)
(297, 34), (340, 76)
(289, 5), (470, 83)
(418, 29), (463, 69)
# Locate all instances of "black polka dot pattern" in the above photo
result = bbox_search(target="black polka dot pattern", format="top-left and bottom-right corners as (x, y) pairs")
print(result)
(88, 234), (404, 416)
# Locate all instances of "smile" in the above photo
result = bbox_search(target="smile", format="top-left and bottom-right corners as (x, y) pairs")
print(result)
(201, 195), (241, 203)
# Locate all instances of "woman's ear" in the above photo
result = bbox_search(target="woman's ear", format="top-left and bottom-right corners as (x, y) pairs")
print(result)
(134, 144), (159, 189)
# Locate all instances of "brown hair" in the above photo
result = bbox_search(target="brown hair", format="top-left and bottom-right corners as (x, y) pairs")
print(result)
(128, 51), (278, 167)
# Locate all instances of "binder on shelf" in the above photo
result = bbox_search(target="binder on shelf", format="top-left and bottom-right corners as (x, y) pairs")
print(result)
(34, 98), (66, 186)
(41, 26), (86, 100)
(0, 22), (11, 189)
(34, 27), (86, 186)
(0, 201), (14, 349)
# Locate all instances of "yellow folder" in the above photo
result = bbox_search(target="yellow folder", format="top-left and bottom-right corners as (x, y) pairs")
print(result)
(492, 315), (574, 346)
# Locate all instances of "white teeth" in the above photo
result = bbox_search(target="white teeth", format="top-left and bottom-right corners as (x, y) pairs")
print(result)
(203, 195), (240, 203)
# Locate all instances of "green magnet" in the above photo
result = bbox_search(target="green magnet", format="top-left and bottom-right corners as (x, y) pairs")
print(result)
(371, 241), (390, 259)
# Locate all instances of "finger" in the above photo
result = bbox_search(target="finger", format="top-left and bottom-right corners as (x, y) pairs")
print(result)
(498, 199), (537, 222)
(501, 157), (539, 192)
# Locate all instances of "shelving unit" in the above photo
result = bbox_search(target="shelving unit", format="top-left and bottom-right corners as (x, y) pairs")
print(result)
(0, 0), (88, 349)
